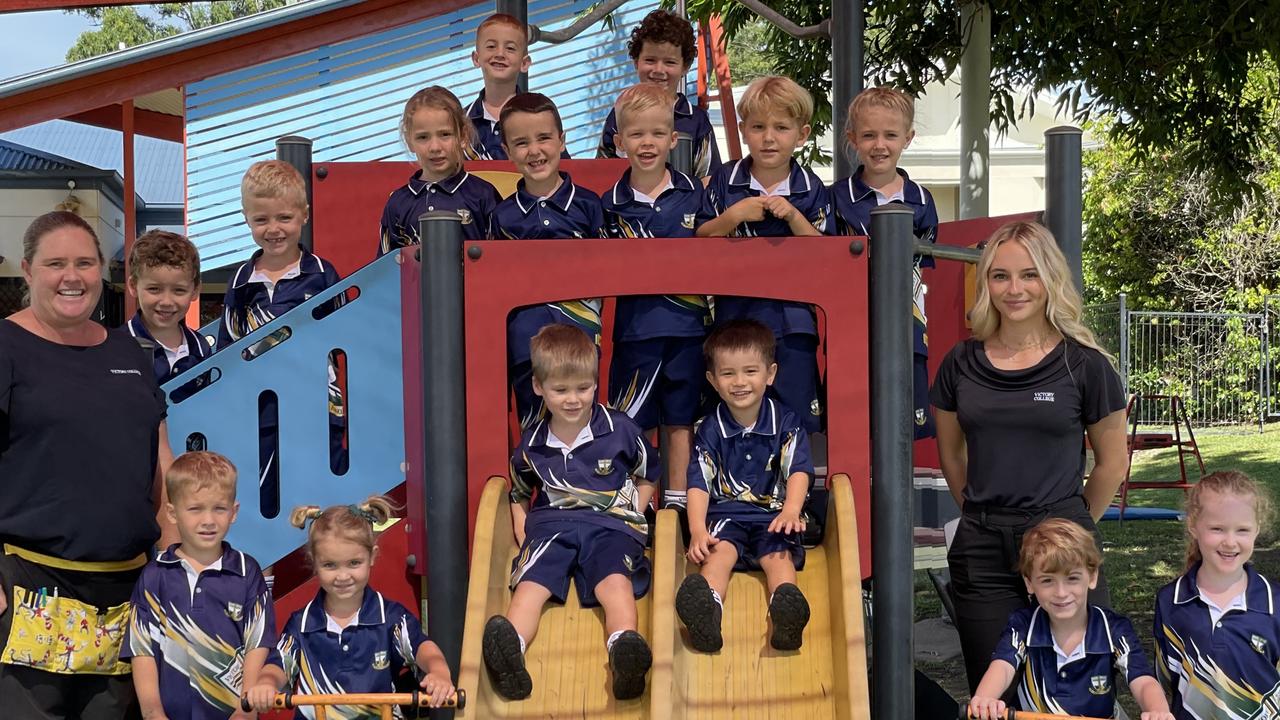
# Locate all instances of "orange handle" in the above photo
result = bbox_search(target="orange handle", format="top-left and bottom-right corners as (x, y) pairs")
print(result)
(241, 689), (466, 712)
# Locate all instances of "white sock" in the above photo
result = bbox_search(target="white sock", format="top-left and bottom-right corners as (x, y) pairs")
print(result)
(606, 630), (625, 652)
(663, 490), (687, 509)
(711, 588), (723, 608)
(517, 632), (527, 655)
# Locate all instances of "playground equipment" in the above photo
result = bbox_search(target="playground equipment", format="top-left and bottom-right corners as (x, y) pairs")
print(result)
(242, 690), (466, 719)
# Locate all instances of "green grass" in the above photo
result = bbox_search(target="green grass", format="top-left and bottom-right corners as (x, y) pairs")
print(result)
(913, 425), (1280, 714)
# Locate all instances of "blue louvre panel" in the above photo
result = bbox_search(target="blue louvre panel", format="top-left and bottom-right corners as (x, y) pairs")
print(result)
(185, 0), (666, 270)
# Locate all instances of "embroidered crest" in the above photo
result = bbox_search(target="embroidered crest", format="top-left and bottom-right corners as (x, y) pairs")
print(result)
(622, 554), (636, 572)
(456, 208), (473, 225)
(225, 602), (244, 622)
(1252, 634), (1268, 654)
(1088, 675), (1111, 695)
(682, 213), (697, 229)
(596, 459), (613, 475)
(810, 398), (822, 416)
(371, 650), (389, 670)
(915, 408), (926, 426)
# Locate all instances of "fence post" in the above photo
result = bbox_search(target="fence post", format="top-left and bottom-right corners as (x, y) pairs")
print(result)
(276, 136), (314, 252)
(1118, 293), (1129, 394)
(1044, 126), (1083, 293)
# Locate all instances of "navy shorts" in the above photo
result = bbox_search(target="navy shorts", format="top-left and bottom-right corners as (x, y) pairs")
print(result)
(773, 334), (823, 434)
(509, 516), (650, 607)
(707, 514), (805, 572)
(914, 352), (935, 439)
(609, 336), (705, 429)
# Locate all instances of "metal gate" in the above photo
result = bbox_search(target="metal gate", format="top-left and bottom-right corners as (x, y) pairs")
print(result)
(1264, 295), (1280, 419)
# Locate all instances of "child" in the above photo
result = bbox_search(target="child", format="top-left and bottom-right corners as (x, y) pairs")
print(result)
(697, 76), (832, 433)
(596, 9), (720, 178)
(490, 92), (607, 429)
(379, 85), (502, 256)
(603, 82), (709, 512)
(832, 87), (939, 439)
(217, 159), (347, 496)
(124, 229), (212, 386)
(467, 13), (530, 160)
(247, 497), (456, 716)
(1154, 471), (1279, 720)
(123, 451), (276, 720)
(968, 518), (1173, 720)
(676, 320), (814, 652)
(482, 324), (659, 701)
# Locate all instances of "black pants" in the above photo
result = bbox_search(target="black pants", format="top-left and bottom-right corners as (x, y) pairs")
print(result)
(947, 495), (1110, 693)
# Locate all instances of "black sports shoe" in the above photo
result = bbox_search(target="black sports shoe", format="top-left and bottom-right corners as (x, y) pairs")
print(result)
(482, 615), (532, 700)
(768, 583), (810, 651)
(608, 630), (652, 700)
(675, 574), (723, 652)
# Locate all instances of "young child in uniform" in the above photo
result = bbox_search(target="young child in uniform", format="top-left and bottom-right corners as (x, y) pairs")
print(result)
(466, 13), (529, 160)
(832, 87), (939, 439)
(379, 86), (502, 256)
(676, 320), (814, 652)
(596, 9), (720, 179)
(602, 82), (709, 513)
(490, 93), (606, 429)
(246, 497), (456, 717)
(123, 451), (276, 720)
(482, 324), (659, 701)
(697, 76), (831, 433)
(1154, 470), (1279, 720)
(124, 229), (212, 386)
(968, 518), (1173, 720)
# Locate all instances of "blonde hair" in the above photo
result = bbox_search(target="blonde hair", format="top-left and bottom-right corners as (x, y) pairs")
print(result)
(241, 159), (307, 210)
(529, 323), (597, 382)
(970, 221), (1108, 357)
(844, 86), (915, 163)
(1185, 470), (1273, 570)
(737, 75), (813, 126)
(614, 83), (675, 132)
(476, 13), (526, 46)
(166, 451), (237, 503)
(399, 86), (475, 165)
(1019, 518), (1101, 578)
(290, 495), (396, 564)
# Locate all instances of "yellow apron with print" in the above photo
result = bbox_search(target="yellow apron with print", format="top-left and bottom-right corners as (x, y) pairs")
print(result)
(2, 585), (131, 675)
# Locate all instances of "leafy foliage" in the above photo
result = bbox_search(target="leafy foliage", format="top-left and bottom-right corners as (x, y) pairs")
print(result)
(67, 2), (286, 62)
(724, 19), (776, 85)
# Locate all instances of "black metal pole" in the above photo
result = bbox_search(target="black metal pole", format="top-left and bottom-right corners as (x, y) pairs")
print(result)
(672, 132), (693, 177)
(1044, 126), (1083, 294)
(417, 211), (467, 715)
(831, 0), (864, 179)
(276, 136), (314, 252)
(497, 0), (529, 91)
(869, 204), (915, 720)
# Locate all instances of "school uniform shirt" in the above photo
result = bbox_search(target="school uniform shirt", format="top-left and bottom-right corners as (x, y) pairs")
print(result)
(272, 587), (430, 720)
(603, 166), (710, 341)
(992, 605), (1155, 718)
(216, 246), (342, 350)
(701, 157), (832, 337)
(378, 168), (501, 255)
(929, 338), (1125, 509)
(510, 404), (660, 542)
(491, 172), (607, 363)
(597, 92), (722, 178)
(126, 312), (213, 386)
(465, 90), (573, 161)
(122, 543), (276, 720)
(688, 398), (814, 520)
(1154, 563), (1280, 720)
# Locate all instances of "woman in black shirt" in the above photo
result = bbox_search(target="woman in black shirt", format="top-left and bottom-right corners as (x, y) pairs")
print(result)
(930, 221), (1127, 691)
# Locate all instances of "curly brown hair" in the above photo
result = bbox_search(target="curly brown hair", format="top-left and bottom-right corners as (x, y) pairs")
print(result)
(627, 9), (696, 68)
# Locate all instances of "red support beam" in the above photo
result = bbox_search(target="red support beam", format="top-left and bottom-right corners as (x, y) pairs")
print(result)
(122, 98), (137, 319)
(0, 0), (474, 132)
(65, 104), (184, 142)
(705, 16), (742, 161)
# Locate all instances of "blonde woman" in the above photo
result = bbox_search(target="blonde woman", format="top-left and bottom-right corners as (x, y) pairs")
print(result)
(929, 220), (1128, 692)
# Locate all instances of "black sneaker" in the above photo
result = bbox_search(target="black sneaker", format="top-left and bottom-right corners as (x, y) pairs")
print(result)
(768, 583), (810, 651)
(608, 630), (652, 700)
(675, 574), (723, 652)
(482, 615), (532, 700)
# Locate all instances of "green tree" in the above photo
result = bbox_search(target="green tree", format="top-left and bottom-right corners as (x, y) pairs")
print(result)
(725, 19), (775, 85)
(67, 2), (286, 62)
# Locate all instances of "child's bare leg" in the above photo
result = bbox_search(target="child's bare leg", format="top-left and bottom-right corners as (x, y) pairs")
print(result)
(595, 573), (651, 700)
(699, 541), (738, 599)
(758, 551), (798, 594)
(677, 541), (738, 652)
(482, 581), (551, 700)
(759, 549), (808, 651)
(662, 424), (692, 498)
(506, 581), (553, 646)
(594, 574), (638, 637)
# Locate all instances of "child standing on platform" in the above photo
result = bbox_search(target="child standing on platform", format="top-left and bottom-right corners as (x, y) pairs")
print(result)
(1154, 471), (1279, 720)
(466, 13), (529, 160)
(124, 230), (212, 386)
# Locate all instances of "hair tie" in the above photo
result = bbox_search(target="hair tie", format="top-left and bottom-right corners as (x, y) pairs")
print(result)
(303, 507), (324, 528)
(348, 504), (378, 524)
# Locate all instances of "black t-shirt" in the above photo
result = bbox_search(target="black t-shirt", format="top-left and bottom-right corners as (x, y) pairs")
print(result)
(929, 337), (1125, 508)
(0, 320), (167, 561)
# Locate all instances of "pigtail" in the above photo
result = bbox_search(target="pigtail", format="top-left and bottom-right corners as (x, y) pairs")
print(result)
(1184, 470), (1273, 571)
(353, 495), (397, 526)
(289, 505), (324, 530)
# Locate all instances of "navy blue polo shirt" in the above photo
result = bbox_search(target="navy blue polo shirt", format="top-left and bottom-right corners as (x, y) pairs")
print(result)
(216, 247), (342, 350)
(126, 312), (213, 386)
(701, 158), (832, 337)
(492, 173), (607, 362)
(378, 168), (501, 255)
(1154, 563), (1280, 720)
(465, 90), (572, 161)
(597, 92), (722, 178)
(993, 605), (1155, 718)
(122, 543), (276, 720)
(688, 398), (814, 520)
(832, 167), (939, 356)
(511, 404), (660, 542)
(603, 166), (709, 341)
(272, 587), (430, 720)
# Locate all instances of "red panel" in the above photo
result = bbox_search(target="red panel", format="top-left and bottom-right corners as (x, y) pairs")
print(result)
(64, 104), (183, 142)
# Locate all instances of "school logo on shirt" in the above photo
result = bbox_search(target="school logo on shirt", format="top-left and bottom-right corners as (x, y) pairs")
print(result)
(457, 209), (473, 225)
(1088, 675), (1111, 695)
(915, 408), (926, 426)
(225, 602), (244, 622)
(622, 554), (637, 572)
(682, 213), (697, 229)
(1252, 634), (1268, 654)
(810, 398), (822, 416)
(1033, 392), (1056, 402)
(371, 651), (389, 670)
(596, 459), (613, 475)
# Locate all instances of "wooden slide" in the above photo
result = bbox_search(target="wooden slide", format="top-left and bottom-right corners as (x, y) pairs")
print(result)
(457, 475), (870, 718)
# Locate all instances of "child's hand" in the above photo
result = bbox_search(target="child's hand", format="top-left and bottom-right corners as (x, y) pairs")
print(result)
(420, 669), (456, 708)
(768, 508), (806, 535)
(761, 195), (799, 223)
(245, 682), (279, 713)
(686, 529), (719, 563)
(966, 695), (1005, 720)
(1141, 713), (1175, 720)
(729, 197), (768, 225)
